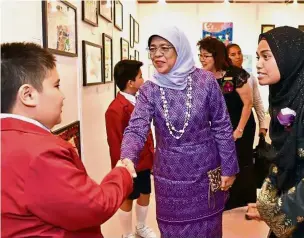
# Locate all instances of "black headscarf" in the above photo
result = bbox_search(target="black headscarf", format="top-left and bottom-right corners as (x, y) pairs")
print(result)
(259, 26), (304, 191)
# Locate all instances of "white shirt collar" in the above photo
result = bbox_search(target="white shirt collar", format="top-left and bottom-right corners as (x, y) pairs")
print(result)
(0, 113), (51, 132)
(119, 91), (136, 106)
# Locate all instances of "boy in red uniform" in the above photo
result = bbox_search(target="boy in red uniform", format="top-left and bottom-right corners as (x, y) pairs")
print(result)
(105, 60), (156, 238)
(1, 42), (134, 238)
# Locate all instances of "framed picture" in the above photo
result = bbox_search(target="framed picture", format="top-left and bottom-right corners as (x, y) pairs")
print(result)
(52, 121), (82, 159)
(299, 25), (304, 32)
(114, 0), (123, 31)
(120, 38), (129, 60)
(42, 0), (78, 57)
(99, 0), (112, 22)
(130, 15), (135, 48)
(82, 41), (103, 86)
(130, 53), (135, 60)
(82, 0), (98, 27)
(102, 33), (113, 83)
(135, 50), (139, 61)
(134, 19), (139, 43)
(261, 24), (275, 34)
(202, 22), (233, 46)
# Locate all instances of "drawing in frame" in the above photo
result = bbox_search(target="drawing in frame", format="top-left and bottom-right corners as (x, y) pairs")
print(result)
(82, 40), (103, 86)
(102, 33), (113, 83)
(130, 54), (135, 60)
(99, 0), (112, 22)
(114, 0), (123, 31)
(82, 0), (98, 27)
(130, 14), (135, 48)
(261, 24), (275, 34)
(42, 0), (78, 57)
(52, 121), (82, 159)
(120, 38), (129, 60)
(299, 25), (304, 32)
(134, 50), (139, 61)
(134, 19), (139, 43)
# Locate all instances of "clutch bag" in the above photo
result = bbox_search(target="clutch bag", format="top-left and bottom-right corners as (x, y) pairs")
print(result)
(207, 166), (221, 193)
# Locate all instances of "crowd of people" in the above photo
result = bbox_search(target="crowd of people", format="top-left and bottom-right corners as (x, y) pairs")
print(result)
(1, 25), (303, 238)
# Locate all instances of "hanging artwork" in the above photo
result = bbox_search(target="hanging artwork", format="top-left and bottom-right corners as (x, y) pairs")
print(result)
(120, 38), (129, 60)
(202, 22), (233, 46)
(99, 0), (112, 22)
(135, 50), (139, 60)
(102, 33), (113, 83)
(130, 15), (135, 48)
(134, 19), (139, 43)
(82, 40), (103, 86)
(52, 121), (82, 159)
(243, 55), (253, 73)
(42, 0), (78, 57)
(261, 24), (275, 34)
(298, 25), (304, 32)
(82, 0), (98, 26)
(114, 0), (123, 31)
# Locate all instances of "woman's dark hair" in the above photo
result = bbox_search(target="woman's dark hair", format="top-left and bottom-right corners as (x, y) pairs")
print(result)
(197, 37), (230, 71)
(226, 43), (241, 54)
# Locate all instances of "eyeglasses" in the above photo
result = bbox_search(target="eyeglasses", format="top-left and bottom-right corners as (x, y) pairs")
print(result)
(146, 45), (175, 56)
(198, 54), (213, 60)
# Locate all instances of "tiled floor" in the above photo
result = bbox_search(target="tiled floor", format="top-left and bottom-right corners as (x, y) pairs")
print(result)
(100, 184), (269, 238)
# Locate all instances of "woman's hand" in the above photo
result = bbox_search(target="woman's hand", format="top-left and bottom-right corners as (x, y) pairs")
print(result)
(246, 203), (262, 221)
(233, 129), (243, 141)
(221, 175), (236, 191)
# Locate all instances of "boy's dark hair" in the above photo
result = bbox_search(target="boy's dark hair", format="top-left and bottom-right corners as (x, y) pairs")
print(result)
(197, 37), (230, 71)
(114, 60), (143, 91)
(1, 42), (56, 113)
(226, 43), (241, 53)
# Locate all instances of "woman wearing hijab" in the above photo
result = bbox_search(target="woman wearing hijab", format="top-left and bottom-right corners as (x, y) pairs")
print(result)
(120, 26), (239, 237)
(246, 26), (304, 238)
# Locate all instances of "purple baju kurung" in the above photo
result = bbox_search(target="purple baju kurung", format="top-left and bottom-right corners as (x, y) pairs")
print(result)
(121, 68), (239, 237)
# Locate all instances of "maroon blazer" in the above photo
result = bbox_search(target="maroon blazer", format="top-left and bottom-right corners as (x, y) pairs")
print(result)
(105, 93), (154, 171)
(1, 118), (133, 238)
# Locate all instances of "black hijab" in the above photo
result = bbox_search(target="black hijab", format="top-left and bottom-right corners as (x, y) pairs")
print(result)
(259, 26), (304, 191)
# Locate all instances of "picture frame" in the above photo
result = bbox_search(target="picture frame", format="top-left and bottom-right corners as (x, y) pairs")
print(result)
(299, 25), (304, 32)
(52, 121), (82, 159)
(114, 0), (123, 31)
(130, 55), (135, 60)
(82, 40), (103, 86)
(82, 0), (98, 27)
(134, 49), (139, 61)
(130, 15), (135, 48)
(261, 24), (275, 34)
(102, 33), (113, 83)
(42, 0), (78, 57)
(134, 19), (139, 43)
(120, 38), (129, 60)
(99, 0), (112, 22)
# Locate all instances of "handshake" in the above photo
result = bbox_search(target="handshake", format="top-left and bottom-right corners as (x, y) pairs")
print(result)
(116, 158), (137, 178)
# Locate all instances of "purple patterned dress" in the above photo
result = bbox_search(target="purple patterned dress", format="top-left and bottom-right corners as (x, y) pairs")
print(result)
(121, 68), (239, 237)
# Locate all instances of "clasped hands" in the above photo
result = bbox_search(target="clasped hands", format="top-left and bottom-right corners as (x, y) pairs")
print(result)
(116, 158), (137, 178)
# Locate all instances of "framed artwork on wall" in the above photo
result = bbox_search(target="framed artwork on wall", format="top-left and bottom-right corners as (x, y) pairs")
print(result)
(120, 38), (129, 60)
(202, 22), (233, 46)
(134, 19), (139, 43)
(102, 33), (113, 83)
(130, 54), (135, 60)
(114, 0), (123, 31)
(52, 121), (82, 159)
(99, 0), (112, 22)
(299, 25), (304, 32)
(135, 50), (139, 61)
(82, 41), (103, 86)
(261, 24), (275, 34)
(130, 15), (135, 48)
(242, 55), (253, 73)
(42, 0), (78, 57)
(82, 0), (98, 27)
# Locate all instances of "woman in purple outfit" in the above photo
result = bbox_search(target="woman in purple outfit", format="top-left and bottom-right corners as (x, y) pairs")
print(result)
(120, 26), (239, 238)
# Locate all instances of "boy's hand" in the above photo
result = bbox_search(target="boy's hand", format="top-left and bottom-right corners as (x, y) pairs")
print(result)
(246, 203), (262, 221)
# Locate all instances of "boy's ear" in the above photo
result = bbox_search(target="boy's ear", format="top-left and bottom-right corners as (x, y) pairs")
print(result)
(17, 84), (39, 107)
(127, 80), (134, 88)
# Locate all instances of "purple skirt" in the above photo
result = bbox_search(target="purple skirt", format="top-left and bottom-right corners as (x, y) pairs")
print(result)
(158, 214), (222, 238)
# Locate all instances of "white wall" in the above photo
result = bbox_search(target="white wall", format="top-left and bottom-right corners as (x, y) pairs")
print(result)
(138, 2), (304, 111)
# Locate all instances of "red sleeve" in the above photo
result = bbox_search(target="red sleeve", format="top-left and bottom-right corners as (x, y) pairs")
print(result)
(24, 148), (133, 231)
(105, 109), (125, 168)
